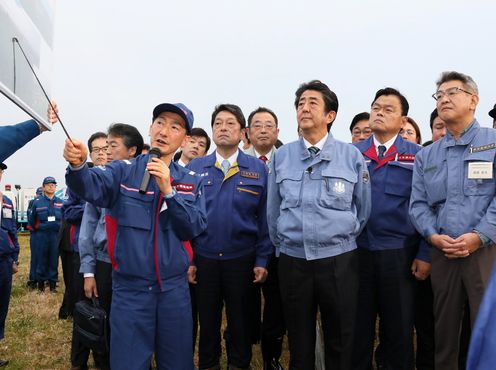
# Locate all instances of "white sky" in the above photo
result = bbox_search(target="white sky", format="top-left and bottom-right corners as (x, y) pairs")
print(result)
(2, 0), (496, 189)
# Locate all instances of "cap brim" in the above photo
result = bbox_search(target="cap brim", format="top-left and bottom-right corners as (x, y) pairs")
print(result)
(153, 103), (191, 133)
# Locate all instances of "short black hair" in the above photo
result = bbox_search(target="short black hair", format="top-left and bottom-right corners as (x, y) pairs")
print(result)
(372, 87), (409, 116)
(429, 109), (438, 130)
(107, 123), (144, 158)
(294, 80), (339, 121)
(190, 127), (211, 152)
(247, 107), (279, 127)
(275, 139), (284, 149)
(211, 104), (246, 129)
(349, 112), (370, 133)
(143, 143), (151, 152)
(87, 132), (107, 152)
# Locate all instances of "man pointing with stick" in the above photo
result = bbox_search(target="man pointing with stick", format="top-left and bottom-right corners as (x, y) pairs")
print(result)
(64, 103), (207, 370)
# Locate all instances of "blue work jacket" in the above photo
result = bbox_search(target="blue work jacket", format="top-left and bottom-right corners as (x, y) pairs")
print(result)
(0, 120), (40, 162)
(79, 202), (110, 274)
(62, 188), (86, 252)
(267, 135), (371, 260)
(410, 120), (496, 244)
(66, 155), (207, 292)
(29, 194), (63, 232)
(355, 135), (429, 261)
(187, 150), (273, 268)
(0, 195), (19, 263)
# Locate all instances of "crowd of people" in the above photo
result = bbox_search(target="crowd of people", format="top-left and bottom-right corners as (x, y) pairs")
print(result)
(1, 71), (496, 370)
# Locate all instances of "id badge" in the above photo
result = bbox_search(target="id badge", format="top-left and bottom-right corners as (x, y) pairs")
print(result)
(468, 162), (493, 179)
(47, 216), (56, 222)
(2, 208), (12, 219)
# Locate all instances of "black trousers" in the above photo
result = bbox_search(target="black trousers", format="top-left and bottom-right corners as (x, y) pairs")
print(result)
(71, 257), (112, 370)
(430, 246), (496, 370)
(195, 253), (255, 369)
(279, 250), (358, 370)
(415, 277), (435, 370)
(59, 249), (77, 318)
(353, 247), (416, 370)
(261, 255), (285, 361)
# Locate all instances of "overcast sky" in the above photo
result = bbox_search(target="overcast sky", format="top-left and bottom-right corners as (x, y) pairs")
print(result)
(1, 0), (495, 189)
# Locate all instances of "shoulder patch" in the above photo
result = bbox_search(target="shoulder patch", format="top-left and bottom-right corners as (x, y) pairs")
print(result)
(240, 171), (260, 179)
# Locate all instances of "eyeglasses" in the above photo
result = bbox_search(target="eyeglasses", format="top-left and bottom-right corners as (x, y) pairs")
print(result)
(432, 87), (474, 101)
(352, 128), (372, 137)
(400, 129), (416, 136)
(250, 123), (276, 131)
(91, 146), (108, 153)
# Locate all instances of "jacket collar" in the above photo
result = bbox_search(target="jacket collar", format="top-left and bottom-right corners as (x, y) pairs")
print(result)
(299, 133), (334, 161)
(442, 119), (479, 148)
(204, 149), (252, 169)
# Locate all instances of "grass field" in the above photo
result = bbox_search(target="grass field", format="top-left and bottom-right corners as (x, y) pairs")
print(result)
(1, 234), (290, 369)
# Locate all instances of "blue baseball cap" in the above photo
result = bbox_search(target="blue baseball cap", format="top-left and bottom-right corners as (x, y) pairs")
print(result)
(152, 103), (194, 134)
(42, 176), (57, 185)
(36, 187), (43, 196)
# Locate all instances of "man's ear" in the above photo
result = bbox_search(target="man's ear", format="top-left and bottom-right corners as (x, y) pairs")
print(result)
(128, 146), (137, 158)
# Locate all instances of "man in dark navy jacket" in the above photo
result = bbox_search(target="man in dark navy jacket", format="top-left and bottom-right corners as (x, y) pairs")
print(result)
(353, 88), (430, 370)
(0, 163), (20, 367)
(63, 103), (206, 370)
(188, 104), (273, 370)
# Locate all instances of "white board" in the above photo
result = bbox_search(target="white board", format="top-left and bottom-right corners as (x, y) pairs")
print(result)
(0, 0), (55, 130)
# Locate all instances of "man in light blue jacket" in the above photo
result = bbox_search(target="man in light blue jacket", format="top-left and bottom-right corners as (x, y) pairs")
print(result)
(267, 80), (371, 370)
(410, 71), (496, 370)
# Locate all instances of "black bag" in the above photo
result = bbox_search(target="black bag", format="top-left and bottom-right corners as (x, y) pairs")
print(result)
(73, 297), (109, 353)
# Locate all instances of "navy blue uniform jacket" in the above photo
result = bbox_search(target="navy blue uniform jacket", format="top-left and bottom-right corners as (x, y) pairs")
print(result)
(65, 155), (207, 292)
(355, 136), (429, 261)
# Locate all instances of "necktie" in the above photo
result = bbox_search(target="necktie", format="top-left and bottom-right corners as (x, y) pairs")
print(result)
(308, 146), (320, 157)
(221, 159), (230, 174)
(259, 155), (268, 164)
(378, 145), (386, 160)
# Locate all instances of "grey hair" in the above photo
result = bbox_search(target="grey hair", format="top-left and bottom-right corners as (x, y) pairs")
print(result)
(436, 71), (478, 94)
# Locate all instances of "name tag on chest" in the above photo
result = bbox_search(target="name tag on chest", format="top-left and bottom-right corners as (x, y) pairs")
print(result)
(48, 216), (56, 222)
(468, 162), (493, 179)
(2, 208), (12, 219)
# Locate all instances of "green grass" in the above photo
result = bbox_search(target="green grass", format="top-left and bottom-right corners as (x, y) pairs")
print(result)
(1, 234), (290, 369)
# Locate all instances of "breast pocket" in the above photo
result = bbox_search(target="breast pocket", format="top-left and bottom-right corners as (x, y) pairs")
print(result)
(276, 170), (303, 209)
(36, 207), (49, 222)
(234, 178), (264, 213)
(118, 187), (154, 230)
(319, 168), (356, 211)
(385, 161), (414, 198)
(463, 151), (496, 196)
(424, 160), (447, 205)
